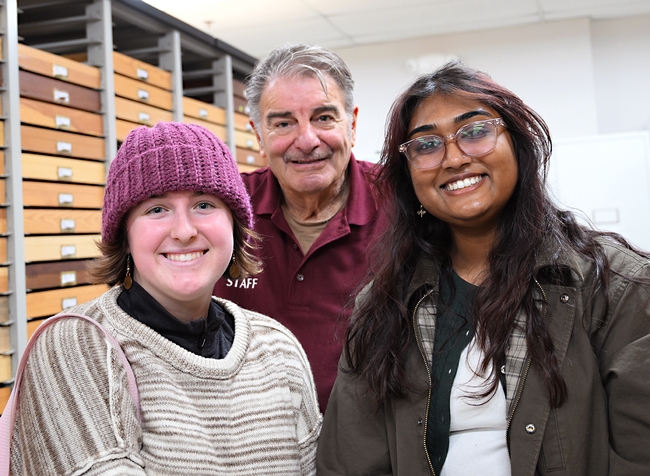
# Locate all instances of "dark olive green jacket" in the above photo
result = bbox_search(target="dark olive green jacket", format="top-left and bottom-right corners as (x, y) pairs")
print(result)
(317, 239), (650, 476)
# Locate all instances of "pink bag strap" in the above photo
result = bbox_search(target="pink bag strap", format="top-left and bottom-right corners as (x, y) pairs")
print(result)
(0, 313), (141, 476)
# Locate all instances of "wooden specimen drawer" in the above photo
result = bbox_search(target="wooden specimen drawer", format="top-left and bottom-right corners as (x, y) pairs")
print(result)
(24, 209), (102, 235)
(24, 234), (101, 263)
(23, 181), (104, 208)
(0, 121), (4, 147)
(235, 130), (259, 151)
(233, 111), (254, 132)
(114, 73), (173, 111)
(19, 70), (101, 113)
(233, 78), (246, 98)
(182, 96), (226, 125)
(0, 325), (9, 353)
(183, 116), (226, 141)
(26, 284), (109, 319)
(0, 385), (10, 414)
(0, 355), (10, 382)
(0, 180), (5, 206)
(113, 51), (172, 91)
(0, 238), (6, 264)
(0, 209), (6, 234)
(234, 95), (250, 115)
(236, 147), (265, 167)
(26, 260), (93, 291)
(27, 318), (45, 340)
(18, 43), (101, 90)
(115, 96), (173, 126)
(116, 119), (145, 143)
(0, 267), (7, 294)
(21, 125), (105, 161)
(20, 97), (103, 137)
(0, 150), (5, 175)
(0, 297), (8, 324)
(22, 154), (105, 185)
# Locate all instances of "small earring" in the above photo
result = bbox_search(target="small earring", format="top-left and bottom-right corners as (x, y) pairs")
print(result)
(124, 255), (133, 290)
(229, 254), (241, 279)
(417, 204), (427, 218)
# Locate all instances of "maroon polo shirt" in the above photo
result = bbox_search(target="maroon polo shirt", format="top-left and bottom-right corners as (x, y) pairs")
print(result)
(213, 156), (388, 411)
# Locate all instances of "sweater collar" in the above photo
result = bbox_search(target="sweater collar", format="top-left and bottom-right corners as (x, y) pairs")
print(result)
(117, 281), (234, 359)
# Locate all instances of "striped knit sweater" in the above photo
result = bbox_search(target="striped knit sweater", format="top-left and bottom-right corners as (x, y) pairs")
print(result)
(10, 286), (322, 475)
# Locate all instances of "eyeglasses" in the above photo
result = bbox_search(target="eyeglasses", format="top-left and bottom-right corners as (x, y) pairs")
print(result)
(399, 118), (506, 170)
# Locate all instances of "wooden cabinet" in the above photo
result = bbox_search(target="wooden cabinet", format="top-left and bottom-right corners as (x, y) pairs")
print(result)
(19, 70), (101, 112)
(18, 43), (101, 89)
(113, 51), (172, 91)
(20, 97), (103, 136)
(21, 127), (105, 160)
(26, 260), (94, 291)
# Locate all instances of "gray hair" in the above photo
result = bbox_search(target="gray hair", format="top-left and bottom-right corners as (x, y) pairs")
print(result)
(246, 43), (355, 129)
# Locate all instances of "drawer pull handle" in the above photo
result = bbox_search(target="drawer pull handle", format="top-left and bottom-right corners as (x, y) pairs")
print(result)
(57, 167), (73, 180)
(137, 68), (149, 80)
(57, 141), (72, 154)
(58, 193), (74, 205)
(60, 271), (77, 287)
(199, 108), (208, 119)
(246, 155), (255, 164)
(54, 89), (70, 104)
(53, 64), (69, 79)
(60, 219), (76, 231)
(61, 245), (77, 258)
(61, 297), (78, 309)
(138, 112), (151, 125)
(55, 115), (71, 130)
(137, 89), (150, 101)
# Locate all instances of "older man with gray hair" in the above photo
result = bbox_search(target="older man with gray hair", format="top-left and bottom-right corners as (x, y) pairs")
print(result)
(214, 44), (387, 411)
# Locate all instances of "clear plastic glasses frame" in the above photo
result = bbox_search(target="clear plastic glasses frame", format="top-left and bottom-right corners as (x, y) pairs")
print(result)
(399, 118), (506, 170)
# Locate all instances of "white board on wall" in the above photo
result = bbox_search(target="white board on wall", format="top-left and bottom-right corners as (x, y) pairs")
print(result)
(548, 131), (650, 250)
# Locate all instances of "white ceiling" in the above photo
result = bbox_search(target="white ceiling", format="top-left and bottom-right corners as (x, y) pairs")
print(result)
(144, 0), (650, 59)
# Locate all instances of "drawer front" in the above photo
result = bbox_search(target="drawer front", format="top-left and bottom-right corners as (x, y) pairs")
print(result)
(0, 238), (6, 263)
(20, 97), (104, 136)
(233, 112), (254, 132)
(23, 181), (104, 208)
(115, 96), (173, 126)
(24, 209), (102, 235)
(0, 180), (5, 206)
(0, 121), (4, 147)
(0, 150), (5, 175)
(114, 73), (173, 111)
(234, 96), (250, 115)
(235, 130), (259, 151)
(0, 209), (6, 234)
(26, 284), (109, 319)
(0, 296), (8, 324)
(22, 153), (105, 185)
(182, 96), (226, 125)
(183, 116), (226, 141)
(116, 119), (144, 143)
(233, 78), (246, 98)
(236, 147), (266, 167)
(18, 43), (101, 89)
(0, 385), (10, 414)
(0, 267), (7, 294)
(113, 51), (172, 91)
(20, 70), (101, 113)
(21, 125), (105, 161)
(25, 234), (102, 263)
(0, 325), (10, 353)
(26, 260), (93, 291)
(0, 354), (10, 382)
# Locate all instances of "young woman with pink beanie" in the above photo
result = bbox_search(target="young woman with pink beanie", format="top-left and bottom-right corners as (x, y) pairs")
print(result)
(7, 122), (321, 475)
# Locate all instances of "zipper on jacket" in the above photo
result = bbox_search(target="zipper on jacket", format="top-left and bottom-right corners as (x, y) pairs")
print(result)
(412, 288), (436, 476)
(505, 279), (547, 460)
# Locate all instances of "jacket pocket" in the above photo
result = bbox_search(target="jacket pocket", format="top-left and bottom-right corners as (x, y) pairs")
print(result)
(540, 409), (566, 472)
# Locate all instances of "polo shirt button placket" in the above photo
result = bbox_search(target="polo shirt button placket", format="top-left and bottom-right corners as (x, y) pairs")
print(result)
(296, 274), (304, 282)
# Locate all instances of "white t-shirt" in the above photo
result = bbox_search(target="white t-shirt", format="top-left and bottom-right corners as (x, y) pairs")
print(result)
(441, 338), (511, 476)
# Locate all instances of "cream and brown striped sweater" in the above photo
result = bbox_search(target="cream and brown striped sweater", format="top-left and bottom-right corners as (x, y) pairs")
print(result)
(10, 286), (322, 475)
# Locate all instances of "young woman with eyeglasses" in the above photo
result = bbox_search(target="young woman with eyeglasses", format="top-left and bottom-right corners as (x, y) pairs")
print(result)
(316, 63), (650, 476)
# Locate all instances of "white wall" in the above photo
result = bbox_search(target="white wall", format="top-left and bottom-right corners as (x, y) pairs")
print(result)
(335, 16), (649, 163)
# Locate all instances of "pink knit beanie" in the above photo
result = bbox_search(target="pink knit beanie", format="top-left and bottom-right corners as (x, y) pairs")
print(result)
(102, 122), (252, 243)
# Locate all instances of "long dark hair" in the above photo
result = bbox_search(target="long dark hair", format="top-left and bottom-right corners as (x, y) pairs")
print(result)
(345, 62), (648, 407)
